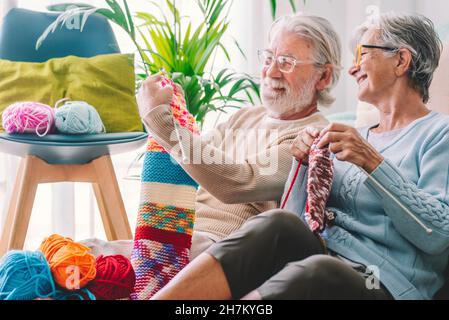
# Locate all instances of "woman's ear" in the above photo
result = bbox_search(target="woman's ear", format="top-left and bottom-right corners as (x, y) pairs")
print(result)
(316, 64), (333, 91)
(395, 48), (413, 77)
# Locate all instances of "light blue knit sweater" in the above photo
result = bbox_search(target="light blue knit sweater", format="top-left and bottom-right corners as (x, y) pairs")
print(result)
(282, 111), (449, 300)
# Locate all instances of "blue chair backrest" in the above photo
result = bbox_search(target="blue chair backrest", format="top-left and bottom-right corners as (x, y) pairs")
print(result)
(0, 8), (120, 62)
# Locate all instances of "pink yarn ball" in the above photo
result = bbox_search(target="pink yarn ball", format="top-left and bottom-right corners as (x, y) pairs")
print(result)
(2, 102), (55, 136)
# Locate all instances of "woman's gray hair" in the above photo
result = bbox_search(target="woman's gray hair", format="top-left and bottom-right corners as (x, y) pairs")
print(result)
(351, 12), (443, 103)
(269, 13), (342, 107)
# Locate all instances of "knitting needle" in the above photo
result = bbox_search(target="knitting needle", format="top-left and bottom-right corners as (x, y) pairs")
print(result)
(360, 167), (433, 235)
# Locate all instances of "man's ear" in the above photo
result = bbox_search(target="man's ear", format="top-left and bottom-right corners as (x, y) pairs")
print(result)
(395, 48), (413, 77)
(316, 64), (333, 91)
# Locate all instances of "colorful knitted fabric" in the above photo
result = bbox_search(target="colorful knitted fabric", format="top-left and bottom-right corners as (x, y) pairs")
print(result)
(281, 138), (335, 236)
(304, 138), (335, 234)
(130, 77), (199, 300)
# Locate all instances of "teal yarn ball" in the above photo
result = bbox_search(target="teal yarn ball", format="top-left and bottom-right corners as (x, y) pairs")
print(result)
(0, 251), (56, 300)
(55, 101), (105, 135)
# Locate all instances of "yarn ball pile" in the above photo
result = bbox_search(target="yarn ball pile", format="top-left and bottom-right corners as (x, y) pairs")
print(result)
(40, 234), (97, 290)
(1, 99), (105, 136)
(0, 250), (55, 300)
(1, 102), (55, 136)
(0, 234), (135, 300)
(54, 100), (105, 135)
(88, 255), (136, 300)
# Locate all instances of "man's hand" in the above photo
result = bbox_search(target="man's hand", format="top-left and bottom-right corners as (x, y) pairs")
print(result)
(137, 74), (174, 119)
(317, 123), (384, 173)
(290, 127), (320, 165)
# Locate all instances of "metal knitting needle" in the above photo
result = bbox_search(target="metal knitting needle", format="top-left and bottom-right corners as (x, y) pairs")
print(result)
(360, 167), (433, 235)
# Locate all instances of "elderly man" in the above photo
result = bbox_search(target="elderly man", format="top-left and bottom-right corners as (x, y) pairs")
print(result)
(135, 13), (342, 260)
(84, 13), (342, 260)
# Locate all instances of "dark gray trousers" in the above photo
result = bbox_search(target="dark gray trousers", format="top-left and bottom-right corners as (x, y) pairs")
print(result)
(206, 209), (393, 300)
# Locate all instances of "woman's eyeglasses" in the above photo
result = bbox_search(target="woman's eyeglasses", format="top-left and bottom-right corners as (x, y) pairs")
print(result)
(258, 49), (318, 73)
(353, 44), (397, 67)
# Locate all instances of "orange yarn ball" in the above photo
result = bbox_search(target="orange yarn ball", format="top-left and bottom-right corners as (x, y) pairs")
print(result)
(40, 234), (96, 291)
(39, 234), (72, 260)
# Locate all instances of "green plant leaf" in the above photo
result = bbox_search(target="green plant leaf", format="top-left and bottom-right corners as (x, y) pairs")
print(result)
(218, 43), (231, 62)
(231, 37), (247, 59)
(123, 0), (135, 39)
(136, 12), (165, 27)
(289, 0), (297, 12)
(269, 0), (276, 20)
(105, 0), (129, 32)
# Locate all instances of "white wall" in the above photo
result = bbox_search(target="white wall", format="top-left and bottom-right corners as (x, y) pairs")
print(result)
(0, 0), (17, 21)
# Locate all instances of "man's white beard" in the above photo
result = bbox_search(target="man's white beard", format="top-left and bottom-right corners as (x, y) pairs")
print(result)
(261, 76), (318, 118)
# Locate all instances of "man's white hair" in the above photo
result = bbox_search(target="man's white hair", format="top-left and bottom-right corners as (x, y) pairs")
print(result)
(269, 13), (342, 107)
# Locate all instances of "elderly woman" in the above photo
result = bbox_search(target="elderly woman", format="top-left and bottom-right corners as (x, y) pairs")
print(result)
(152, 12), (449, 300)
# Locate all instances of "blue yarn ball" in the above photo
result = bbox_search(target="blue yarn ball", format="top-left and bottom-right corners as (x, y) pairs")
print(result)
(53, 288), (96, 300)
(55, 101), (105, 135)
(0, 251), (56, 300)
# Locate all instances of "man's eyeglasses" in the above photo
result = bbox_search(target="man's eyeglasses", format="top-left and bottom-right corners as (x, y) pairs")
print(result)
(353, 44), (397, 67)
(258, 49), (318, 74)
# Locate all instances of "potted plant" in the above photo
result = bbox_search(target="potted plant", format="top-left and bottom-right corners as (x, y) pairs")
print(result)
(37, 0), (261, 128)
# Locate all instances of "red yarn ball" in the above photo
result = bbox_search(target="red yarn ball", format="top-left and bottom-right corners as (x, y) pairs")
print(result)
(88, 255), (135, 300)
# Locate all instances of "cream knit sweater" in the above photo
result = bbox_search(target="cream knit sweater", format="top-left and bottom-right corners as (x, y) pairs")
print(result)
(143, 105), (328, 239)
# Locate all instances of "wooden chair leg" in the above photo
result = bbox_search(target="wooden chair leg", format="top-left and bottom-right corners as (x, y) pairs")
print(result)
(92, 183), (114, 240)
(92, 156), (132, 241)
(0, 154), (132, 256)
(0, 156), (39, 256)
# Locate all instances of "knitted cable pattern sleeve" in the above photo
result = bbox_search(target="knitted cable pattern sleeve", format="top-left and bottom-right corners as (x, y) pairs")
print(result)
(389, 182), (449, 232)
(364, 153), (449, 255)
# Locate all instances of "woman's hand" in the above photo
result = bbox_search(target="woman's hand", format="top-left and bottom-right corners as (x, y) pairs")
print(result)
(290, 127), (321, 165)
(137, 74), (174, 119)
(317, 123), (384, 173)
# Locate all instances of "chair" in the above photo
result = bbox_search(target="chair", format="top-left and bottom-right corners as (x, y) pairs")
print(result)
(0, 8), (148, 255)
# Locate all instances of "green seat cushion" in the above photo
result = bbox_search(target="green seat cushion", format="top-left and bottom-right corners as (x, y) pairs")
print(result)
(0, 53), (144, 133)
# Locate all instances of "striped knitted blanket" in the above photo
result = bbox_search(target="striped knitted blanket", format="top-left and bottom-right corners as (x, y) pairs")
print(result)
(130, 78), (199, 300)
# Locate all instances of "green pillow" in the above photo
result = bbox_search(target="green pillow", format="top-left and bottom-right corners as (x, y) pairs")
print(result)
(0, 53), (144, 133)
